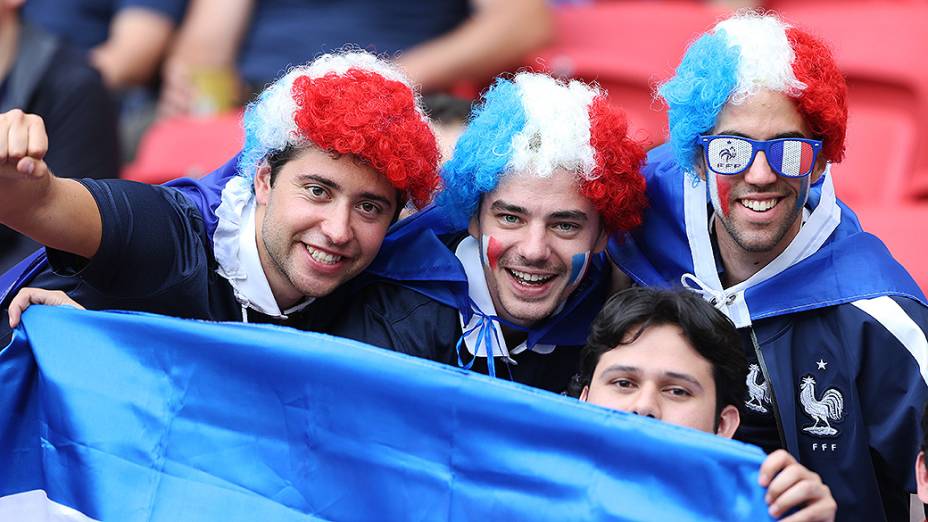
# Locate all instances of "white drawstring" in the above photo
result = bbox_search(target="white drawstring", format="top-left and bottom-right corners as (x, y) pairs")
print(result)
(680, 273), (736, 310)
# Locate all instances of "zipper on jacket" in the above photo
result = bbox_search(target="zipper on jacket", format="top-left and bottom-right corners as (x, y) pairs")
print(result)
(750, 328), (787, 450)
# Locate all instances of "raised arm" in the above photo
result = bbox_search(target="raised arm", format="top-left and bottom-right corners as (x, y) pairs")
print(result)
(395, 0), (553, 93)
(90, 6), (177, 89)
(158, 0), (254, 117)
(0, 110), (102, 259)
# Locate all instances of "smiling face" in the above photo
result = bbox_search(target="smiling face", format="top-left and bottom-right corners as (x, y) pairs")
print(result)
(468, 169), (607, 327)
(254, 146), (397, 307)
(704, 89), (824, 256)
(580, 323), (738, 436)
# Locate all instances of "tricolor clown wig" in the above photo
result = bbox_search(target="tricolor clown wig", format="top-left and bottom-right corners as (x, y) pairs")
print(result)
(238, 52), (440, 208)
(437, 72), (648, 233)
(659, 13), (848, 174)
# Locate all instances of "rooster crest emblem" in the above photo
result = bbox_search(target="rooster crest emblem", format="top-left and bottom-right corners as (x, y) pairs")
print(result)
(744, 364), (771, 413)
(799, 375), (845, 437)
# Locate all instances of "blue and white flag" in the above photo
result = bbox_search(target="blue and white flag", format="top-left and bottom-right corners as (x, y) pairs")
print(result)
(0, 306), (773, 521)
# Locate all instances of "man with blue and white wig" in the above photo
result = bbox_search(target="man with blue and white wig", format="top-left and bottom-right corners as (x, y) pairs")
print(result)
(329, 72), (647, 393)
(607, 12), (928, 519)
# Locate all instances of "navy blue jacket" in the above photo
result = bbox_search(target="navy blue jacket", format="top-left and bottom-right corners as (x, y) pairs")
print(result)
(610, 144), (928, 521)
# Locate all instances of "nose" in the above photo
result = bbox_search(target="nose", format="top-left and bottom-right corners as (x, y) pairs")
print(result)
(629, 386), (660, 420)
(517, 223), (551, 263)
(742, 151), (778, 187)
(320, 201), (354, 245)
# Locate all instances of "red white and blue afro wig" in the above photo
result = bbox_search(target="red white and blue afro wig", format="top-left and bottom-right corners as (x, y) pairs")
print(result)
(239, 52), (440, 208)
(659, 12), (848, 174)
(437, 72), (648, 233)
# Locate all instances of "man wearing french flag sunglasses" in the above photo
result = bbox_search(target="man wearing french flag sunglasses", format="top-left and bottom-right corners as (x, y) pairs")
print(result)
(608, 12), (928, 521)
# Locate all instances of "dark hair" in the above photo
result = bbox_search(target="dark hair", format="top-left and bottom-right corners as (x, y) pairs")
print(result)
(265, 145), (405, 222)
(571, 287), (746, 418)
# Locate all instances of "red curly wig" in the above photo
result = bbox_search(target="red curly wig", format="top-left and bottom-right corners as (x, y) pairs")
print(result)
(291, 69), (440, 208)
(583, 97), (648, 234)
(787, 27), (848, 164)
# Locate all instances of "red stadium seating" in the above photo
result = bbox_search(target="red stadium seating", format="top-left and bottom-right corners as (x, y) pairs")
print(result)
(121, 111), (244, 184)
(853, 204), (928, 291)
(530, 2), (729, 147)
(775, 3), (928, 206)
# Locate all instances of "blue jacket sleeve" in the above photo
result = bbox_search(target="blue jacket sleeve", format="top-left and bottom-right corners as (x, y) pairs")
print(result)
(46, 179), (211, 300)
(850, 295), (928, 504)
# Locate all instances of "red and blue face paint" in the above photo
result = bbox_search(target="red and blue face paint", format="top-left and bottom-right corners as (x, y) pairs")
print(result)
(708, 173), (734, 217)
(481, 235), (504, 270)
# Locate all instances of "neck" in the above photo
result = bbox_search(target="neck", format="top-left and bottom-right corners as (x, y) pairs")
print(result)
(715, 218), (801, 288)
(0, 14), (20, 81)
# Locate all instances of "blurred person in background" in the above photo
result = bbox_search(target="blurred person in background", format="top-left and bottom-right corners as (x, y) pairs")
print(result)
(22, 0), (189, 159)
(157, 0), (552, 118)
(0, 0), (119, 272)
(22, 0), (187, 90)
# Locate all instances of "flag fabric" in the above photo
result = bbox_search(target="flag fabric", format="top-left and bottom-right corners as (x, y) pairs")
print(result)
(0, 306), (773, 521)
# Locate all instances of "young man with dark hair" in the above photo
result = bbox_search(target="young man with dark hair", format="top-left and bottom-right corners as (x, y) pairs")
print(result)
(576, 287), (836, 521)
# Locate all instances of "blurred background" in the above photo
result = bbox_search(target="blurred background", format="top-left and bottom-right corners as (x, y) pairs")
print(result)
(1, 0), (926, 295)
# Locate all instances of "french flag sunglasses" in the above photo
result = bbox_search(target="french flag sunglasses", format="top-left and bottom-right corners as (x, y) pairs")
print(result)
(698, 135), (823, 178)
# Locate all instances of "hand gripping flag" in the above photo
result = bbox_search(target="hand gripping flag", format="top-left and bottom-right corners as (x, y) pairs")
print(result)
(0, 306), (773, 521)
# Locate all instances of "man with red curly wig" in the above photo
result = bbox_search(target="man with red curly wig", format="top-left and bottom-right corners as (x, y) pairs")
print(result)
(607, 13), (928, 520)
(327, 72), (648, 392)
(0, 51), (440, 338)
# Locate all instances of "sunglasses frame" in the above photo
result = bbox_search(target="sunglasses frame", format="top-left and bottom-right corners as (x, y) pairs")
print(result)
(698, 135), (823, 178)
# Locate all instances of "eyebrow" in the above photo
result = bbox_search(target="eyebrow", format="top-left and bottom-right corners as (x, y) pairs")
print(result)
(490, 200), (528, 215)
(490, 200), (589, 221)
(599, 364), (705, 392)
(297, 174), (395, 208)
(714, 131), (809, 140)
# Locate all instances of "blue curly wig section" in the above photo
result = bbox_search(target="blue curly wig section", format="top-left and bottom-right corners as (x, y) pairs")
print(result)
(435, 78), (527, 229)
(237, 93), (271, 182)
(659, 29), (740, 175)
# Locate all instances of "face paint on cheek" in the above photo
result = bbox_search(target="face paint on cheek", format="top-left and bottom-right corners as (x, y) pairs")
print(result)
(714, 174), (733, 216)
(567, 251), (591, 286)
(481, 234), (503, 270)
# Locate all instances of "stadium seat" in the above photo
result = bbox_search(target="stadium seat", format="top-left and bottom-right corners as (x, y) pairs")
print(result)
(852, 203), (928, 293)
(530, 2), (729, 147)
(775, 3), (928, 206)
(121, 111), (244, 184)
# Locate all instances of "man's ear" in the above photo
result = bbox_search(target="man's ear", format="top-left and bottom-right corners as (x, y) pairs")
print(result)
(254, 164), (272, 206)
(694, 152), (707, 182)
(579, 385), (590, 402)
(715, 404), (741, 439)
(468, 213), (480, 239)
(810, 156), (828, 184)
(917, 451), (928, 503)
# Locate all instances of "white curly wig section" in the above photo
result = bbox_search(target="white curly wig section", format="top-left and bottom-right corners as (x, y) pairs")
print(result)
(507, 72), (600, 181)
(238, 51), (424, 181)
(715, 13), (807, 104)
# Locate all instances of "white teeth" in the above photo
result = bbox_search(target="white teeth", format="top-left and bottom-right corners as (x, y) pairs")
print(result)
(509, 269), (554, 284)
(740, 199), (778, 212)
(306, 245), (342, 265)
